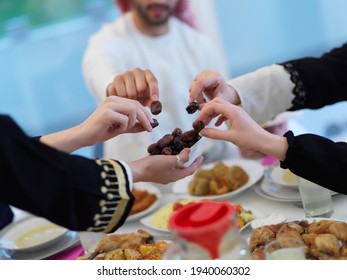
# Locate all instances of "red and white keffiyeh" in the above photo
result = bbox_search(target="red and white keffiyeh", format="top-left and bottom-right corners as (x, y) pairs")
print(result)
(114, 0), (196, 28)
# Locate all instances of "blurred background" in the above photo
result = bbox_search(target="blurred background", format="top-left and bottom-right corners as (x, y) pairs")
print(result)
(1, 0), (347, 158)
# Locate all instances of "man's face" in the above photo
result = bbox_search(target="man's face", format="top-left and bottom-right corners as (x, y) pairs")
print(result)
(131, 0), (178, 26)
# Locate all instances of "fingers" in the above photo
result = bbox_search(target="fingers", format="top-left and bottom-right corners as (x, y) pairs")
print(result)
(197, 98), (232, 122)
(113, 73), (130, 98)
(199, 127), (233, 142)
(144, 70), (159, 103)
(178, 148), (190, 163)
(186, 155), (204, 172)
(110, 68), (159, 107)
(174, 155), (204, 178)
(189, 70), (224, 103)
(105, 96), (153, 132)
(174, 148), (190, 169)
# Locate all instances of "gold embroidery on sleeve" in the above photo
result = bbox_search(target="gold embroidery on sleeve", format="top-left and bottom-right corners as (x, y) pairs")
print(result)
(87, 159), (131, 232)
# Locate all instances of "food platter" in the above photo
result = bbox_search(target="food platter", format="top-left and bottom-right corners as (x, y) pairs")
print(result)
(247, 218), (347, 260)
(78, 230), (171, 260)
(126, 183), (161, 222)
(0, 216), (68, 252)
(172, 159), (264, 200)
(140, 202), (264, 233)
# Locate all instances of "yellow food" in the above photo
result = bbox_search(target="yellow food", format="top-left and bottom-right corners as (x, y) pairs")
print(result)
(150, 201), (255, 231)
(16, 225), (65, 248)
(150, 200), (194, 230)
(282, 170), (298, 185)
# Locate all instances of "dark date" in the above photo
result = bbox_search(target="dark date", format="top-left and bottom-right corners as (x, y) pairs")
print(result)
(150, 118), (159, 128)
(147, 127), (202, 156)
(192, 120), (205, 133)
(185, 101), (199, 114)
(150, 101), (162, 115)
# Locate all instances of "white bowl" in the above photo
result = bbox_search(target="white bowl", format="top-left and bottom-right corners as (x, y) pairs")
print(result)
(0, 216), (68, 252)
(269, 165), (298, 187)
(182, 137), (206, 167)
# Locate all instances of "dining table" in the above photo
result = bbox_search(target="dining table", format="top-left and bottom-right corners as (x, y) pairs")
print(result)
(5, 140), (347, 260)
(117, 141), (347, 235)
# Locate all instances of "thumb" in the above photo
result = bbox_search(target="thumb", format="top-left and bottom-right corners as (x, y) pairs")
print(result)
(200, 127), (233, 142)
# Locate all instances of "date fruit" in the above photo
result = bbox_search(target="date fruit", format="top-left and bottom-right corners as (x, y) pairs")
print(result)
(192, 121), (205, 133)
(147, 127), (202, 156)
(150, 118), (159, 128)
(185, 101), (199, 114)
(150, 101), (162, 115)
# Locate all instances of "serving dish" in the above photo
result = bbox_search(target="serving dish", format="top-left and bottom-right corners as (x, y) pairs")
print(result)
(126, 183), (161, 222)
(172, 159), (264, 200)
(248, 218), (347, 260)
(0, 216), (68, 252)
(140, 201), (263, 233)
(0, 230), (79, 260)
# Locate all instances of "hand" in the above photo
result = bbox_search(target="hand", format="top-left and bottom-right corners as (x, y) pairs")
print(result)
(40, 96), (154, 153)
(189, 70), (240, 105)
(239, 122), (288, 159)
(107, 68), (159, 107)
(196, 98), (288, 161)
(78, 96), (154, 146)
(128, 148), (204, 184)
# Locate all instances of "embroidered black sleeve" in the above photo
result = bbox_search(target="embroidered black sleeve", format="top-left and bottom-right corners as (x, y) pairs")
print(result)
(279, 130), (295, 169)
(281, 63), (306, 110)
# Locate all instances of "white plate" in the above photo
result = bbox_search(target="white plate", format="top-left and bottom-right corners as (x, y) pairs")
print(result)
(140, 214), (171, 233)
(0, 231), (80, 260)
(140, 202), (264, 233)
(268, 165), (298, 187)
(0, 216), (68, 252)
(172, 159), (264, 200)
(254, 179), (301, 202)
(126, 183), (161, 222)
(256, 178), (339, 202)
(261, 179), (301, 201)
(250, 213), (287, 230)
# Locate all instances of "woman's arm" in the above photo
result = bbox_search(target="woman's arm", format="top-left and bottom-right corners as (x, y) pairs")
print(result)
(189, 43), (347, 125)
(196, 98), (347, 195)
(39, 96), (154, 153)
(0, 115), (202, 232)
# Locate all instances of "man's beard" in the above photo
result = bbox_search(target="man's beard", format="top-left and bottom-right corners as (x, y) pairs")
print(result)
(135, 3), (175, 26)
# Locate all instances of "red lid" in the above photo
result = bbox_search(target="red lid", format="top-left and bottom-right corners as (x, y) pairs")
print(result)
(169, 201), (236, 259)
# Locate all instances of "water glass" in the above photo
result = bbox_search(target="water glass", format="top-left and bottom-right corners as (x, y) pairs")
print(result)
(264, 237), (305, 260)
(298, 177), (334, 218)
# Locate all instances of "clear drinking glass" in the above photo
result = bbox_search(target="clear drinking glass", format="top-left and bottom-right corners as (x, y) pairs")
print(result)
(298, 177), (334, 218)
(264, 237), (305, 260)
